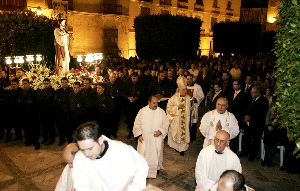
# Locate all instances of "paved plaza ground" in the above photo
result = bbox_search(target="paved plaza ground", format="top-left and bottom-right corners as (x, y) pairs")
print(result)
(0, 120), (299, 191)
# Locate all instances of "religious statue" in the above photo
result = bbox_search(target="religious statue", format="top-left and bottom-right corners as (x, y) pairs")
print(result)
(54, 19), (70, 75)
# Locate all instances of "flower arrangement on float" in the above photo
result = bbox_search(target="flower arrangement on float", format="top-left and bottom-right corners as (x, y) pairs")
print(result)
(20, 63), (105, 90)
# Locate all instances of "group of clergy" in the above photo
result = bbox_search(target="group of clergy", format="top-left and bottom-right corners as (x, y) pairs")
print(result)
(55, 74), (244, 191)
(132, 73), (242, 190)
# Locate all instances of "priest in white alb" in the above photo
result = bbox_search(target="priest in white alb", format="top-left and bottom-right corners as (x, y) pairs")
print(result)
(199, 97), (239, 147)
(72, 122), (148, 191)
(195, 130), (242, 191)
(133, 95), (169, 178)
(166, 76), (191, 155)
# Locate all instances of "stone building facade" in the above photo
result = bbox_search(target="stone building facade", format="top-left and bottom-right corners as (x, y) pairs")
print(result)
(1, 0), (243, 58)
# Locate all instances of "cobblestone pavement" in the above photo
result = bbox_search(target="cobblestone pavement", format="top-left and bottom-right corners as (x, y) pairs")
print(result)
(0, 121), (299, 191)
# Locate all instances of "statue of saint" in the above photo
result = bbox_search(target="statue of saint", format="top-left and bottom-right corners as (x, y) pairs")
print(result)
(54, 19), (70, 75)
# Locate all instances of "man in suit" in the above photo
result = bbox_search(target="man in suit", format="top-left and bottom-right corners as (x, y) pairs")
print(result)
(196, 67), (211, 96)
(243, 75), (253, 103)
(221, 72), (232, 98)
(56, 77), (73, 145)
(244, 86), (269, 161)
(21, 78), (40, 150)
(228, 80), (248, 153)
(208, 81), (225, 111)
(124, 72), (145, 138)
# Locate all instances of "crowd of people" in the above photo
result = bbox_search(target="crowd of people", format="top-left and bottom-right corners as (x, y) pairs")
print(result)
(0, 54), (299, 190)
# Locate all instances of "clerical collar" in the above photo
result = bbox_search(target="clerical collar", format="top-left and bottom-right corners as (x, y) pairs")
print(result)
(96, 140), (109, 159)
(215, 150), (223, 154)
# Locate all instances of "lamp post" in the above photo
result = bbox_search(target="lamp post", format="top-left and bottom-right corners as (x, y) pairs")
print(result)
(5, 57), (13, 80)
(36, 6), (43, 16)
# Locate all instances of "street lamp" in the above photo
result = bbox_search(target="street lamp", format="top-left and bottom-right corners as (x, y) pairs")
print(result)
(5, 56), (12, 65)
(85, 53), (94, 63)
(26, 55), (35, 62)
(36, 6), (43, 16)
(36, 54), (43, 62)
(77, 55), (83, 63)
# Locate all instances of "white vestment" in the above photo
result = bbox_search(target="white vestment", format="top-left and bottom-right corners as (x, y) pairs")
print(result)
(55, 165), (74, 191)
(187, 83), (205, 123)
(199, 110), (239, 147)
(133, 105), (169, 178)
(195, 145), (242, 191)
(166, 92), (191, 152)
(72, 136), (149, 191)
(54, 27), (70, 75)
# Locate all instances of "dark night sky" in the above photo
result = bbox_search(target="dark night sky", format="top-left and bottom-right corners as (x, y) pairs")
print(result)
(241, 0), (269, 8)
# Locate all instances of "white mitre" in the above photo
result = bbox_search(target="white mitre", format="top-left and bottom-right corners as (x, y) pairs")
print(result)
(176, 76), (187, 89)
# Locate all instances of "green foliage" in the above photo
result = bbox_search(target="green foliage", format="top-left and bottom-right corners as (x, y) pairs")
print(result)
(134, 14), (201, 60)
(213, 22), (262, 54)
(274, 0), (300, 157)
(0, 10), (56, 69)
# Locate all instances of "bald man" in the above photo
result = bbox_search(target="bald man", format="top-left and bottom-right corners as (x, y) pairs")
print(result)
(200, 97), (239, 147)
(55, 143), (79, 191)
(195, 130), (242, 191)
(210, 170), (255, 191)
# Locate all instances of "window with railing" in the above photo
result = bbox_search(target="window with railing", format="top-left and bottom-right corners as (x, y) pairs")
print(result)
(226, 1), (233, 11)
(100, 0), (128, 15)
(140, 0), (153, 2)
(211, 17), (217, 30)
(140, 6), (150, 15)
(103, 28), (118, 50)
(46, 0), (73, 10)
(195, 0), (203, 5)
(194, 0), (203, 11)
(213, 0), (219, 8)
(161, 9), (170, 14)
(0, 0), (27, 10)
(178, 0), (188, 8)
(160, 0), (172, 6)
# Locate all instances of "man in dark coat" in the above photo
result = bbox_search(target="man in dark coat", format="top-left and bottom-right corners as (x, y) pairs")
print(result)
(228, 80), (248, 153)
(69, 82), (85, 143)
(95, 83), (115, 138)
(106, 73), (123, 137)
(6, 79), (23, 142)
(244, 86), (269, 161)
(21, 78), (40, 150)
(124, 72), (145, 138)
(39, 78), (56, 145)
(55, 77), (73, 145)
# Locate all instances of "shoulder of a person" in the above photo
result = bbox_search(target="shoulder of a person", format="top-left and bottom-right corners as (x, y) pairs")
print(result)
(202, 145), (215, 153)
(74, 150), (86, 161)
(225, 147), (239, 159)
(205, 110), (214, 116)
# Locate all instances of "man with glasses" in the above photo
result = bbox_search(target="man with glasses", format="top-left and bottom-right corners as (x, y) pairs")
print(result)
(200, 97), (239, 147)
(195, 130), (242, 191)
